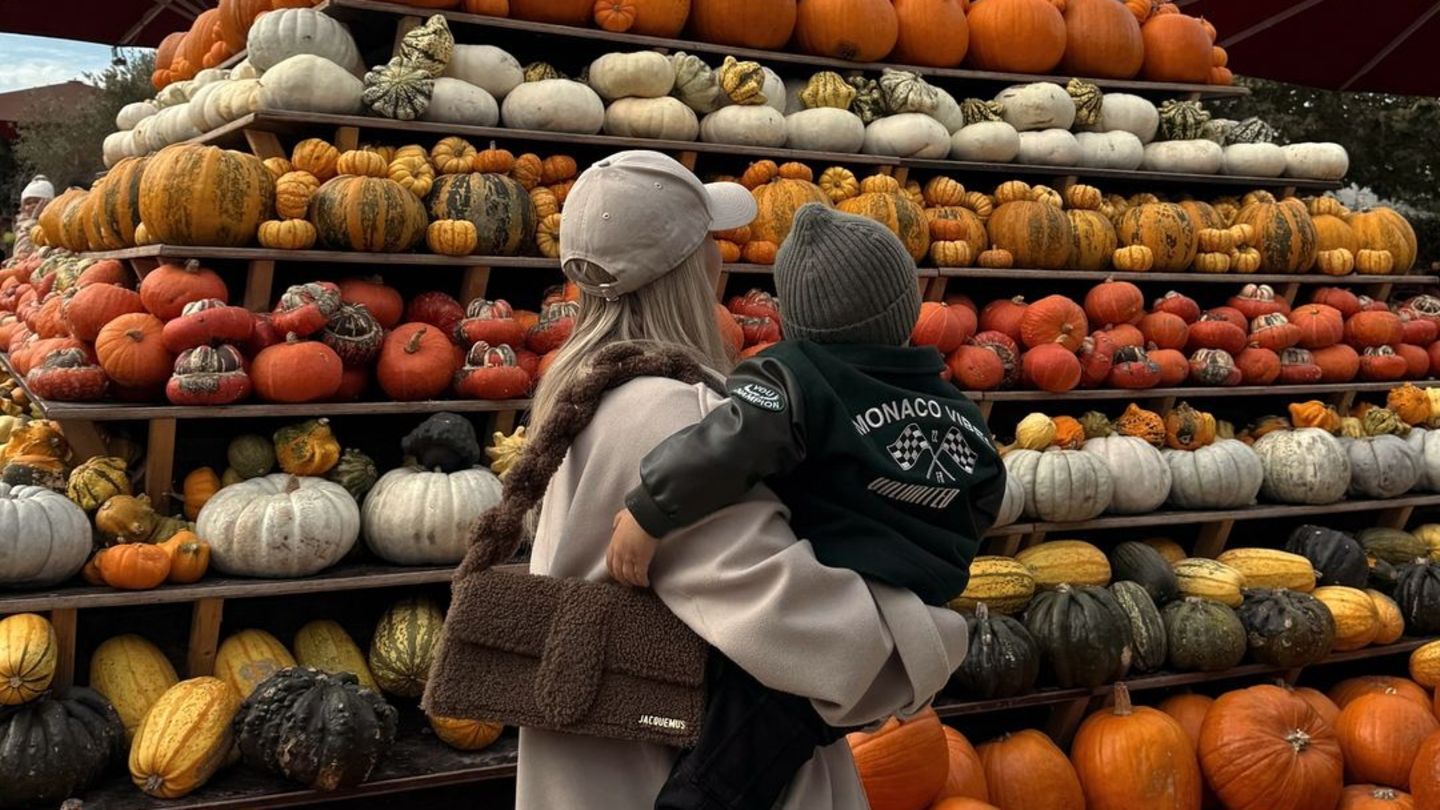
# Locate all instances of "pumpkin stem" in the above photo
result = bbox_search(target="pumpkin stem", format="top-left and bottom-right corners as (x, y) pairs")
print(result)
(285, 476), (301, 494)
(1112, 682), (1134, 716)
(1283, 728), (1312, 753)
(405, 328), (426, 355)
(125, 329), (145, 342)
(184, 259), (201, 273)
(145, 774), (165, 793)
(974, 602), (990, 621)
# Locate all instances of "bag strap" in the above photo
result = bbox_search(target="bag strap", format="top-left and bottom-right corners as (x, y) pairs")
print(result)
(458, 343), (710, 575)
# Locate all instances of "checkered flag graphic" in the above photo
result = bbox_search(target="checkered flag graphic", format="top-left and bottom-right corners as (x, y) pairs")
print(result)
(887, 423), (933, 471)
(940, 426), (978, 474)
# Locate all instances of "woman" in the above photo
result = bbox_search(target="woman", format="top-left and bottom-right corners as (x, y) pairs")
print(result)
(12, 175), (53, 260)
(430, 151), (966, 808)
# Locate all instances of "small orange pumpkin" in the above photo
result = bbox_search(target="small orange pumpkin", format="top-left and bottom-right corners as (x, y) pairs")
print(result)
(95, 543), (172, 590)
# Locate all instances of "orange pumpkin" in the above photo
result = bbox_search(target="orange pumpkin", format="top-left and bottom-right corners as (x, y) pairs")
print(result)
(1412, 732), (1440, 810)
(1141, 13), (1213, 82)
(95, 313), (173, 389)
(218, 0), (271, 51)
(96, 543), (172, 590)
(890, 0), (969, 67)
(63, 283), (146, 343)
(687, 0), (798, 48)
(938, 726), (988, 802)
(1198, 684), (1344, 810)
(847, 708), (948, 810)
(987, 199), (1073, 270)
(1158, 693), (1212, 749)
(1339, 785), (1415, 809)
(966, 0), (1067, 73)
(1019, 295), (1087, 351)
(377, 323), (458, 402)
(977, 729), (1084, 810)
(251, 335), (343, 403)
(159, 531), (210, 584)
(610, 0), (691, 36)
(1335, 692), (1440, 790)
(1293, 687), (1341, 729)
(1073, 683), (1202, 810)
(931, 800), (999, 810)
(1060, 0), (1144, 78)
(139, 259), (228, 321)
(794, 0), (900, 62)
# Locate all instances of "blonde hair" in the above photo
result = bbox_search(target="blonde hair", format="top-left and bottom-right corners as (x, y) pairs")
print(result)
(529, 244), (733, 433)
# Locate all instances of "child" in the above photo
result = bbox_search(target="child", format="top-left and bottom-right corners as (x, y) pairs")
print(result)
(607, 203), (1007, 810)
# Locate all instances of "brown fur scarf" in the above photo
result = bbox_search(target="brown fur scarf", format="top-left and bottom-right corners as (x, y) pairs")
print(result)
(458, 343), (711, 576)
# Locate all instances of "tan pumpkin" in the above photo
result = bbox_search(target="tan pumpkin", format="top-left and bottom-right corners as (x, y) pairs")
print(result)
(837, 189), (930, 261)
(139, 144), (275, 247)
(987, 198), (1073, 269)
(749, 170), (833, 245)
(1234, 195), (1320, 274)
(1348, 208), (1418, 272)
(1117, 203), (1198, 272)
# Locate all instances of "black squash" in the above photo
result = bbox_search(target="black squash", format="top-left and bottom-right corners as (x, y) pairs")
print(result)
(1109, 541), (1179, 605)
(1368, 554), (1402, 595)
(0, 687), (123, 808)
(1161, 597), (1246, 672)
(1109, 580), (1166, 673)
(401, 412), (481, 473)
(1394, 559), (1440, 636)
(1023, 583), (1133, 689)
(1235, 588), (1335, 667)
(1359, 527), (1429, 566)
(234, 667), (399, 792)
(1285, 524), (1368, 588)
(950, 602), (1040, 699)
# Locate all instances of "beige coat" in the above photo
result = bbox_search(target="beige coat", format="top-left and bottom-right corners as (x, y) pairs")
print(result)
(517, 376), (968, 809)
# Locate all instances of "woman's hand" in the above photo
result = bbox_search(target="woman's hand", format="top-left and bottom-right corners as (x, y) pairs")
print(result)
(606, 508), (659, 588)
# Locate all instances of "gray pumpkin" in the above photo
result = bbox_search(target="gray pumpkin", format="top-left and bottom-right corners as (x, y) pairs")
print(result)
(1342, 434), (1421, 499)
(363, 58), (434, 121)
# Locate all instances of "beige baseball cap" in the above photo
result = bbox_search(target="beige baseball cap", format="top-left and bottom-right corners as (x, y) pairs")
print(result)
(559, 151), (757, 300)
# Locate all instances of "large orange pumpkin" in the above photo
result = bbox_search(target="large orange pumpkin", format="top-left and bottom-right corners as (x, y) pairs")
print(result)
(931, 800), (999, 810)
(890, 0), (969, 67)
(1412, 732), (1440, 810)
(1293, 687), (1341, 728)
(1060, 0), (1144, 78)
(1019, 294), (1087, 350)
(615, 0), (692, 36)
(252, 335), (343, 403)
(837, 191), (930, 262)
(1198, 684), (1344, 810)
(977, 729), (1084, 810)
(987, 200), (1073, 270)
(1348, 208), (1419, 272)
(1330, 677), (1433, 712)
(687, 0), (797, 48)
(794, 0), (899, 62)
(140, 144), (275, 247)
(749, 177), (832, 245)
(95, 313), (173, 389)
(218, 0), (271, 51)
(966, 0), (1067, 73)
(1339, 785), (1414, 809)
(1335, 692), (1440, 790)
(508, 0), (592, 23)
(847, 708), (948, 810)
(1313, 214), (1360, 257)
(1158, 693), (1212, 749)
(1072, 683), (1202, 810)
(938, 726), (988, 802)
(1140, 13), (1213, 83)
(1117, 203), (1198, 272)
(1235, 198), (1319, 274)
(87, 156), (149, 251)
(1067, 208), (1118, 271)
(376, 323), (458, 401)
(179, 10), (222, 77)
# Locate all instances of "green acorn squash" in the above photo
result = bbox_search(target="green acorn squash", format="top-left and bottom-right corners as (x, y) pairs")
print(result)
(0, 687), (123, 807)
(1109, 580), (1166, 674)
(1108, 541), (1179, 605)
(950, 603), (1040, 700)
(1161, 597), (1245, 672)
(1023, 583), (1132, 689)
(1358, 527), (1428, 566)
(1285, 524), (1368, 588)
(227, 434), (276, 479)
(1235, 588), (1335, 667)
(327, 449), (379, 500)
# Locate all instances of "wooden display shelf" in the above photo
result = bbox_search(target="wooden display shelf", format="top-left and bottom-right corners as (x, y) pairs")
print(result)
(978, 381), (1438, 403)
(82, 730), (518, 810)
(321, 0), (1249, 101)
(937, 267), (1437, 285)
(188, 111), (1339, 192)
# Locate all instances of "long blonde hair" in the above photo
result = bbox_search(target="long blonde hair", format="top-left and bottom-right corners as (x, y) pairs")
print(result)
(529, 243), (733, 434)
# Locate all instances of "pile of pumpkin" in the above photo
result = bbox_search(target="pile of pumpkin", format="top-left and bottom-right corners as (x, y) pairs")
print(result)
(936, 282), (1440, 398)
(0, 255), (580, 405)
(848, 676), (1440, 810)
(0, 596), (499, 805)
(944, 530), (1439, 703)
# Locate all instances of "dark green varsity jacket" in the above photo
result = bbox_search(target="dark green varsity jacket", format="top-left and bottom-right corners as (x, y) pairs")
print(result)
(625, 340), (1006, 606)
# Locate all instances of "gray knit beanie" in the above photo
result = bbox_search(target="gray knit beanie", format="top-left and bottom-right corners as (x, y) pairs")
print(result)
(774, 204), (920, 346)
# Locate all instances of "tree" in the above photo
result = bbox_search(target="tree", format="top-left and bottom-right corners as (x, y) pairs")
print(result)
(14, 48), (155, 192)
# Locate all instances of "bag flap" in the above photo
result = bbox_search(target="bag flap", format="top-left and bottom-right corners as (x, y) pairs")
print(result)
(534, 578), (612, 726)
(449, 569), (708, 688)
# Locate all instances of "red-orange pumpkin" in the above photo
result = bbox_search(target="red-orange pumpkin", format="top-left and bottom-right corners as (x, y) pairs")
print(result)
(508, 0), (592, 23)
(1158, 693), (1212, 750)
(1338, 785), (1414, 809)
(76, 260), (131, 288)
(938, 726), (988, 802)
(1397, 343), (1430, 379)
(95, 313), (173, 388)
(1141, 13), (1213, 83)
(913, 302), (973, 353)
(1023, 343), (1081, 393)
(793, 0), (899, 61)
(978, 297), (1028, 344)
(1060, 0), (1144, 78)
(1083, 280), (1143, 327)
(139, 260), (228, 321)
(1291, 304), (1345, 350)
(1311, 343), (1360, 382)
(377, 323), (457, 401)
(1073, 683), (1202, 810)
(966, 0), (1068, 73)
(252, 335), (343, 403)
(686, 0), (797, 48)
(847, 708), (949, 810)
(1139, 311), (1188, 350)
(1199, 684), (1343, 810)
(949, 345), (1005, 391)
(890, 0), (969, 67)
(1019, 295), (1087, 351)
(1346, 310), (1404, 348)
(1335, 692), (1440, 790)
(63, 284), (146, 342)
(1312, 287), (1362, 318)
(1150, 348), (1189, 386)
(977, 729), (1085, 810)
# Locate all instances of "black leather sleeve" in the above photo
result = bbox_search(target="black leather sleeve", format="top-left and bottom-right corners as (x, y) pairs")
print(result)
(625, 357), (807, 539)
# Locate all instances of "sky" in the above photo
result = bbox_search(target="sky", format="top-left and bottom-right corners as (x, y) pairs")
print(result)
(0, 34), (127, 94)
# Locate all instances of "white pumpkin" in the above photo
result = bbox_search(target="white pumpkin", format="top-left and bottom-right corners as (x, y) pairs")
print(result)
(700, 105), (786, 147)
(1142, 139), (1223, 174)
(154, 81), (191, 109)
(230, 59), (262, 80)
(0, 483), (91, 588)
(1222, 143), (1287, 177)
(930, 87), (965, 134)
(950, 121), (1020, 162)
(444, 44), (522, 100)
(604, 96), (700, 141)
(1283, 143), (1350, 180)
(1074, 131), (1143, 169)
(362, 467), (503, 565)
(191, 68), (227, 87)
(421, 78), (499, 126)
(207, 79), (263, 128)
(587, 51), (675, 102)
(994, 471), (1025, 529)
(1003, 448), (1114, 523)
(784, 108), (865, 153)
(1406, 428), (1440, 491)
(1017, 129), (1081, 166)
(995, 82), (1075, 131)
(782, 76), (808, 114)
(1081, 436), (1171, 514)
(102, 130), (137, 168)
(1162, 440), (1264, 510)
(247, 7), (364, 76)
(863, 113), (949, 158)
(502, 79), (605, 134)
(187, 81), (227, 131)
(197, 474), (359, 577)
(115, 100), (158, 131)
(762, 67), (786, 114)
(130, 115), (161, 155)
(258, 54), (364, 115)
(1093, 93), (1159, 143)
(1252, 428), (1352, 505)
(151, 104), (202, 147)
(1342, 435), (1420, 499)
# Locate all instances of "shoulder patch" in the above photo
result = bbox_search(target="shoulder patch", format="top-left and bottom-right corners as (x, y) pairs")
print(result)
(732, 382), (786, 412)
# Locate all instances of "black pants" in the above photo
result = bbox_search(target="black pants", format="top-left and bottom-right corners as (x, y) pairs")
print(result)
(655, 657), (851, 810)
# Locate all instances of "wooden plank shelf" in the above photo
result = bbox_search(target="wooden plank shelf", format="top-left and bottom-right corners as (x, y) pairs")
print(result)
(322, 0), (1250, 101)
(937, 267), (1438, 285)
(187, 112), (1338, 192)
(977, 381), (1439, 403)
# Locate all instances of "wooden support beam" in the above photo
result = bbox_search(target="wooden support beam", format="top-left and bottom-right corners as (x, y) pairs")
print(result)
(392, 15), (423, 57)
(56, 420), (110, 461)
(145, 419), (178, 515)
(243, 129), (287, 161)
(1329, 389), (1358, 414)
(242, 260), (276, 313)
(1375, 506), (1415, 531)
(1278, 282), (1302, 306)
(976, 400), (994, 420)
(1046, 695), (1095, 747)
(677, 151), (698, 171)
(892, 166), (910, 186)
(714, 270), (730, 301)
(991, 533), (1024, 558)
(128, 257), (160, 281)
(50, 608), (77, 689)
(924, 276), (947, 302)
(1019, 530), (1048, 551)
(1143, 396), (1178, 416)
(460, 266), (492, 303)
(187, 598), (225, 677)
(334, 125), (361, 153)
(1369, 282), (1395, 305)
(1193, 519), (1235, 559)
(493, 410), (518, 435)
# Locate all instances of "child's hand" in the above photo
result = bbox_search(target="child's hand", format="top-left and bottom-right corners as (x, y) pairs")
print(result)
(607, 508), (659, 588)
